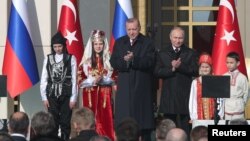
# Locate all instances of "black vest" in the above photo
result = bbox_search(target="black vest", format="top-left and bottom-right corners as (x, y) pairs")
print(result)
(46, 54), (72, 98)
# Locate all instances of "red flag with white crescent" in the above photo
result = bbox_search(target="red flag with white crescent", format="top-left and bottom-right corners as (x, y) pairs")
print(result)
(58, 0), (84, 65)
(212, 0), (247, 77)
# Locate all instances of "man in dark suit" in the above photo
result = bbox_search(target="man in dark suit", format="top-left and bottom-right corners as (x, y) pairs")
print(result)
(110, 17), (155, 141)
(154, 26), (199, 135)
(8, 112), (29, 141)
(30, 111), (63, 141)
(69, 107), (98, 141)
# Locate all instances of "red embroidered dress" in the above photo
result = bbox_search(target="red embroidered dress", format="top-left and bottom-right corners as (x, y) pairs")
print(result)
(196, 78), (215, 119)
(82, 56), (114, 140)
(79, 30), (114, 140)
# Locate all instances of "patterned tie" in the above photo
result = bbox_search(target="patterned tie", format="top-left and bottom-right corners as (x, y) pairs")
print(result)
(130, 39), (136, 46)
(174, 48), (179, 53)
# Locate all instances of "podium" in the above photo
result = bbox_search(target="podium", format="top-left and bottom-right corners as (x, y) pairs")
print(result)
(202, 75), (230, 125)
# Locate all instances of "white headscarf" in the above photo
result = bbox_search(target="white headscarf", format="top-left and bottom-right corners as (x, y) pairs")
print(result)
(80, 30), (112, 71)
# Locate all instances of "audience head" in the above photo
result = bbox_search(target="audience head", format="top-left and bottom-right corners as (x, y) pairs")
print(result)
(156, 118), (176, 141)
(90, 135), (111, 141)
(166, 128), (187, 141)
(229, 118), (248, 125)
(31, 111), (56, 136)
(115, 117), (140, 141)
(197, 136), (208, 141)
(71, 107), (95, 133)
(190, 126), (208, 141)
(0, 132), (14, 141)
(8, 112), (29, 136)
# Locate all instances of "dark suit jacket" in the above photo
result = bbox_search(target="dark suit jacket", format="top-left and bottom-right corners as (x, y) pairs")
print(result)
(110, 33), (155, 129)
(154, 44), (199, 114)
(69, 130), (98, 141)
(11, 135), (27, 141)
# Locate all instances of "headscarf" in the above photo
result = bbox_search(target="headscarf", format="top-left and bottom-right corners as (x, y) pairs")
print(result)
(80, 29), (112, 71)
(199, 53), (212, 66)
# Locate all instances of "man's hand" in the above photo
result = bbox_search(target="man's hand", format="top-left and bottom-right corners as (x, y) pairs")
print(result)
(124, 51), (134, 61)
(171, 58), (181, 71)
(43, 100), (49, 110)
(69, 101), (76, 109)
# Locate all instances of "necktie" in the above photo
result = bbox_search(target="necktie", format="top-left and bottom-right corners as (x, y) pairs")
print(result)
(130, 39), (136, 46)
(174, 48), (179, 53)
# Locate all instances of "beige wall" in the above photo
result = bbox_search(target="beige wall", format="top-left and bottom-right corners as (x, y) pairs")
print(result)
(238, 0), (250, 78)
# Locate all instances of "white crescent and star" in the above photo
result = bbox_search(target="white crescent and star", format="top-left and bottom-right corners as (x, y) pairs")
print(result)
(219, 0), (237, 46)
(65, 30), (78, 45)
(220, 29), (236, 46)
(220, 0), (234, 22)
(62, 0), (77, 22)
(62, 0), (78, 45)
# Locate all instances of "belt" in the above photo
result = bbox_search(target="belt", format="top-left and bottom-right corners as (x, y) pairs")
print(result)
(225, 111), (244, 115)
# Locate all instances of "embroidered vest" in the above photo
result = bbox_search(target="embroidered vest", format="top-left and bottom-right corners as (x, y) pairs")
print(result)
(46, 54), (72, 98)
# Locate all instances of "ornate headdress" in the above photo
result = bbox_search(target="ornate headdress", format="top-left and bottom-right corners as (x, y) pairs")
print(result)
(91, 30), (106, 41)
(199, 53), (212, 65)
(80, 29), (112, 71)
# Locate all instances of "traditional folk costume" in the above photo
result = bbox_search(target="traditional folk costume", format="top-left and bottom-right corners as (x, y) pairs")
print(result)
(40, 32), (77, 140)
(189, 54), (215, 120)
(223, 69), (248, 120)
(79, 30), (114, 140)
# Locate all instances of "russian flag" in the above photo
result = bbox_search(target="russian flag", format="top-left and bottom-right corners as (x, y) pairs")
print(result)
(110, 0), (133, 52)
(2, 0), (39, 98)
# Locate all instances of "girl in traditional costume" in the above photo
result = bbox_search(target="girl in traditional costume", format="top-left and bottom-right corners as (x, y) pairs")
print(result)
(79, 30), (114, 140)
(189, 53), (215, 121)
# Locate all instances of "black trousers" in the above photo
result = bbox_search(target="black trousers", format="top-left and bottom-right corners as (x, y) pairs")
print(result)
(48, 95), (72, 141)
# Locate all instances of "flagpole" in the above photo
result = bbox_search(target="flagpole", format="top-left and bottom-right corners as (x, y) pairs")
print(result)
(14, 96), (20, 112)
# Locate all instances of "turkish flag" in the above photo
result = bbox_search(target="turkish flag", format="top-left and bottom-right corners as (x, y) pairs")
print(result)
(212, 0), (247, 77)
(58, 0), (84, 65)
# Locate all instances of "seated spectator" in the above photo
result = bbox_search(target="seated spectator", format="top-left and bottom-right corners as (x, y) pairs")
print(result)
(197, 136), (207, 141)
(8, 112), (29, 141)
(166, 128), (187, 141)
(190, 126), (207, 141)
(90, 135), (111, 141)
(229, 118), (248, 125)
(0, 132), (14, 141)
(156, 118), (176, 141)
(69, 107), (98, 141)
(115, 118), (140, 141)
(30, 111), (63, 141)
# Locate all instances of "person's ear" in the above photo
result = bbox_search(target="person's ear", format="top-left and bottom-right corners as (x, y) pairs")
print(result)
(114, 132), (117, 141)
(7, 125), (12, 133)
(237, 61), (240, 67)
(139, 136), (142, 141)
